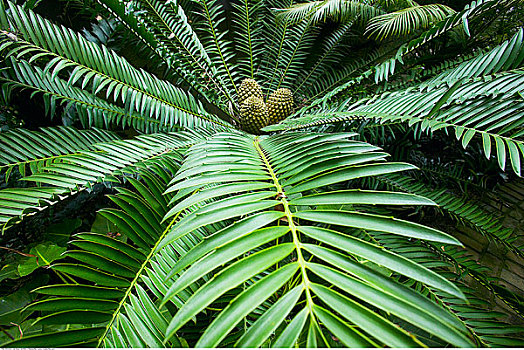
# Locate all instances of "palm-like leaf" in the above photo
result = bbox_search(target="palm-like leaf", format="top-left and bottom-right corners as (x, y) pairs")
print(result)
(380, 174), (523, 259)
(157, 132), (474, 347)
(0, 126), (119, 180)
(232, 0), (264, 80)
(365, 4), (455, 40)
(370, 230), (524, 347)
(270, 28), (524, 174)
(99, 0), (235, 108)
(1, 59), (174, 132)
(3, 166), (198, 347)
(276, 0), (382, 26)
(252, 10), (317, 94)
(0, 0), (523, 346)
(296, 0), (513, 112)
(191, 0), (240, 98)
(293, 22), (353, 94)
(0, 1), (232, 130)
(0, 130), (203, 228)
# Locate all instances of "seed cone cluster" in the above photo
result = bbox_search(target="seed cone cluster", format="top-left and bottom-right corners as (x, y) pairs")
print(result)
(237, 79), (294, 134)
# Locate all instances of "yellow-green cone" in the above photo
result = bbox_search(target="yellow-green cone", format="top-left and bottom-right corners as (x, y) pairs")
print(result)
(267, 88), (294, 125)
(238, 78), (263, 104)
(240, 96), (268, 134)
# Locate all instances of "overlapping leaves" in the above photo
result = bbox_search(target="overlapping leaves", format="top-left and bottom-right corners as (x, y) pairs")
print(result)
(293, 0), (514, 112)
(158, 132), (474, 347)
(2, 166), (185, 347)
(0, 126), (119, 180)
(269, 28), (524, 175)
(369, 230), (524, 347)
(0, 131), (202, 228)
(0, 59), (175, 133)
(0, 1), (231, 130)
(365, 4), (455, 40)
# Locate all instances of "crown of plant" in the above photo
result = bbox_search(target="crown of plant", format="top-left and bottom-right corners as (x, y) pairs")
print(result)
(267, 88), (294, 125)
(239, 96), (268, 134)
(238, 78), (263, 104)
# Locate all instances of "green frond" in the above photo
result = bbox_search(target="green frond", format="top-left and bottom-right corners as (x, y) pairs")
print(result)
(371, 231), (524, 347)
(374, 50), (482, 94)
(372, 0), (418, 12)
(231, 0), (264, 80)
(0, 126), (119, 181)
(1, 58), (176, 132)
(272, 28), (524, 175)
(191, 0), (239, 97)
(272, 21), (316, 91)
(419, 28), (524, 88)
(1, 0), (523, 347)
(351, 81), (524, 175)
(365, 4), (455, 40)
(2, 167), (203, 347)
(297, 0), (513, 113)
(0, 1), (232, 130)
(370, 0), (514, 84)
(379, 174), (523, 259)
(293, 22), (353, 95)
(302, 46), (390, 99)
(156, 131), (475, 347)
(258, 0), (292, 94)
(100, 0), (234, 107)
(276, 0), (383, 26)
(0, 131), (203, 229)
(275, 0), (323, 24)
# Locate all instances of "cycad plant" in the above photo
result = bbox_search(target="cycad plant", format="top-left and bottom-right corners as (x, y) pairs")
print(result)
(1, 0), (524, 347)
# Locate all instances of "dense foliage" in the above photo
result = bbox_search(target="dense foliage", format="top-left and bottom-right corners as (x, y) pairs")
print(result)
(0, 0), (524, 347)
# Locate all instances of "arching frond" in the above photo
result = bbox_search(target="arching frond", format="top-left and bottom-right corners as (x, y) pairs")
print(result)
(273, 28), (524, 176)
(302, 46), (389, 99)
(370, 0), (513, 84)
(0, 126), (119, 180)
(0, 1), (232, 130)
(365, 4), (455, 40)
(380, 174), (523, 259)
(100, 0), (234, 107)
(2, 167), (200, 347)
(374, 50), (481, 94)
(371, 230), (524, 347)
(298, 0), (513, 112)
(276, 0), (382, 26)
(294, 22), (353, 95)
(258, 0), (292, 94)
(371, 0), (418, 12)
(0, 131), (204, 229)
(0, 0), (523, 347)
(273, 21), (316, 91)
(419, 28), (524, 88)
(157, 132), (474, 347)
(274, 72), (524, 173)
(1, 59), (176, 132)
(191, 0), (239, 99)
(231, 0), (264, 80)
